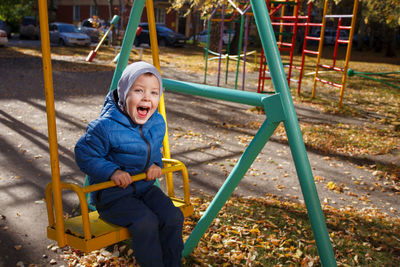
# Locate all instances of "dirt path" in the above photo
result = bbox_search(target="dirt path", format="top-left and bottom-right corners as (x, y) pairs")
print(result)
(0, 48), (398, 266)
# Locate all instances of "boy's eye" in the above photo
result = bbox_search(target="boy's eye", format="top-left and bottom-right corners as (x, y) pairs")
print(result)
(151, 91), (159, 95)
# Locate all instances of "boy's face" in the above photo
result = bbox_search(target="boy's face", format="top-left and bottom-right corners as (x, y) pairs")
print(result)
(125, 73), (160, 125)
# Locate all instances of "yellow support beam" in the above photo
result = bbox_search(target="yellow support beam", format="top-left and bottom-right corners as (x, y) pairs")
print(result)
(38, 0), (66, 248)
(338, 0), (358, 108)
(312, 0), (328, 99)
(146, 0), (176, 197)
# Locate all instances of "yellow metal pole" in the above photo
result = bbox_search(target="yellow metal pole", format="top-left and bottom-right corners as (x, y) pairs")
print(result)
(312, 0), (328, 99)
(38, 0), (66, 247)
(146, 0), (161, 81)
(146, 0), (175, 197)
(338, 0), (358, 108)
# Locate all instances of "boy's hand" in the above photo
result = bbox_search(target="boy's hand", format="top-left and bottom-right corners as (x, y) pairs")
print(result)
(146, 164), (162, 181)
(111, 169), (133, 189)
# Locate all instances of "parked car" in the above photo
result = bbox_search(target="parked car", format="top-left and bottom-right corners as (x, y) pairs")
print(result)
(135, 23), (186, 47)
(20, 16), (40, 39)
(190, 29), (235, 45)
(49, 23), (91, 46)
(0, 20), (11, 38)
(0, 29), (8, 46)
(78, 18), (100, 43)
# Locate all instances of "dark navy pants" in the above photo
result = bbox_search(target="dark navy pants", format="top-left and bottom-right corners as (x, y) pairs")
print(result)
(97, 186), (184, 267)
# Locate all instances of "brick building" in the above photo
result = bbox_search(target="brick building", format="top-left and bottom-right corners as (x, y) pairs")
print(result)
(53, 0), (194, 37)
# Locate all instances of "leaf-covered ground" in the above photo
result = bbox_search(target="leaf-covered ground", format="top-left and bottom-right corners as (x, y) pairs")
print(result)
(53, 194), (400, 266)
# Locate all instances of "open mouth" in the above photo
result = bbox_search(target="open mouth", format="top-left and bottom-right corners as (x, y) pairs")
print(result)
(137, 106), (150, 118)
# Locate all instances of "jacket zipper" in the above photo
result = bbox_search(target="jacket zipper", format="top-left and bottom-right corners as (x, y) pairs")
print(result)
(139, 125), (151, 172)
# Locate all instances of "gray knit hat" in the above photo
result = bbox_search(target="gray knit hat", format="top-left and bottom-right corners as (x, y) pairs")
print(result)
(117, 61), (163, 109)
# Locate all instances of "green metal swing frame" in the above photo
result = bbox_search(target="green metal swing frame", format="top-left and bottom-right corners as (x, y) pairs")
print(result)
(39, 0), (337, 265)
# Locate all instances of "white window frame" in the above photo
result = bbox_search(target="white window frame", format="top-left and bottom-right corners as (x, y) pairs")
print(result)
(90, 5), (98, 17)
(155, 8), (166, 24)
(73, 5), (81, 21)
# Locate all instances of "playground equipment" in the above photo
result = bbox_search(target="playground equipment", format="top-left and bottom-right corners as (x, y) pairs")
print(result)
(347, 69), (400, 90)
(259, 0), (359, 108)
(312, 0), (358, 108)
(258, 0), (332, 94)
(296, 0), (325, 94)
(203, 1), (257, 90)
(298, 0), (358, 108)
(258, 0), (301, 93)
(40, 0), (193, 253)
(39, 0), (337, 265)
(86, 15), (120, 62)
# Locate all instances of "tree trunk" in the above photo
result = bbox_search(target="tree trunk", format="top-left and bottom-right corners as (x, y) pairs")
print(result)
(372, 25), (383, 52)
(385, 26), (396, 57)
(93, 0), (98, 15)
(118, 0), (123, 37)
(48, 0), (57, 22)
(229, 20), (241, 55)
(356, 13), (366, 51)
(209, 21), (221, 52)
(190, 10), (199, 46)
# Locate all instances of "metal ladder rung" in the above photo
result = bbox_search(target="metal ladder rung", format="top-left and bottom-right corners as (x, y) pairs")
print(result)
(337, 39), (349, 44)
(304, 49), (319, 55)
(318, 64), (344, 72)
(315, 77), (342, 88)
(306, 36), (320, 41)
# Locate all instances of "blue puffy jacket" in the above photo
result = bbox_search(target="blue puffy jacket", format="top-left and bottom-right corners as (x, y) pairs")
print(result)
(75, 90), (166, 205)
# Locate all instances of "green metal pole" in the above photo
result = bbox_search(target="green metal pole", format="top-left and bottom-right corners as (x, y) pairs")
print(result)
(182, 119), (280, 257)
(250, 0), (337, 266)
(163, 79), (287, 257)
(203, 18), (212, 84)
(356, 73), (400, 89)
(163, 78), (264, 107)
(355, 73), (400, 89)
(347, 69), (400, 89)
(109, 0), (146, 91)
(348, 70), (400, 76)
(234, 16), (245, 89)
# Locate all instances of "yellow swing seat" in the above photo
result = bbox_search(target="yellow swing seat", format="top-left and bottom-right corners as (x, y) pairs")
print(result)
(45, 158), (193, 253)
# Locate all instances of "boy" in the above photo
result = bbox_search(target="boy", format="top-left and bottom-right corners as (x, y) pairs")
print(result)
(75, 61), (184, 267)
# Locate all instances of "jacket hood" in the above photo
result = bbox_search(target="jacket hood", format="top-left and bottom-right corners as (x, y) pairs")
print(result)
(116, 61), (163, 111)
